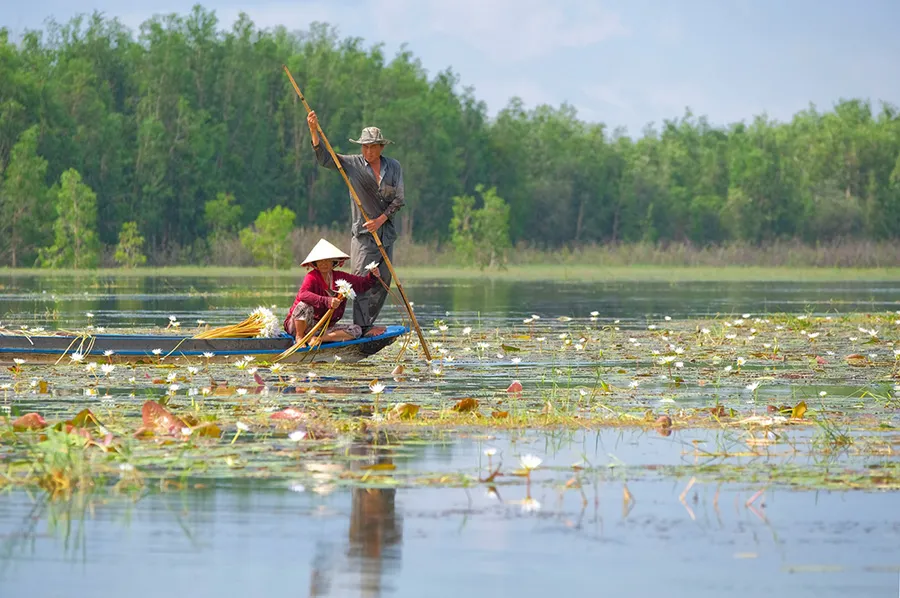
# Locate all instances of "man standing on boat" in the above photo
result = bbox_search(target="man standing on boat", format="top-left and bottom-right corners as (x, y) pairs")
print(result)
(307, 112), (402, 337)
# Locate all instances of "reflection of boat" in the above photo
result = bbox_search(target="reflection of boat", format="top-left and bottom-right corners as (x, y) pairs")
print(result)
(0, 325), (408, 365)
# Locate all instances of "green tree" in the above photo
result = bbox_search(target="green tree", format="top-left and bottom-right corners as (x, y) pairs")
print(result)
(114, 221), (147, 267)
(0, 125), (50, 266)
(39, 169), (100, 269)
(449, 185), (511, 269)
(204, 191), (244, 235)
(239, 206), (296, 269)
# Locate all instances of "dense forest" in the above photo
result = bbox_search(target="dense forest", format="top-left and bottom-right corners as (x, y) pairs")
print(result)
(1, 5), (899, 268)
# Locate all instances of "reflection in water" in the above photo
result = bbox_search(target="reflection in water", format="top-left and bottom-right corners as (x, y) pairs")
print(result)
(309, 431), (403, 598)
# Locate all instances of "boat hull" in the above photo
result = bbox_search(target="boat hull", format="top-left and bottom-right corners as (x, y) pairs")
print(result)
(0, 325), (409, 365)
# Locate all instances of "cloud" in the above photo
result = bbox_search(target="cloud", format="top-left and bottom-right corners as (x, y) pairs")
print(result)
(373, 0), (629, 63)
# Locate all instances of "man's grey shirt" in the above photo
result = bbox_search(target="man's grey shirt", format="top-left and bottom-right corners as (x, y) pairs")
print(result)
(313, 143), (405, 245)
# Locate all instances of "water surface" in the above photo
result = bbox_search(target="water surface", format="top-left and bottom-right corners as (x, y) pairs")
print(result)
(1, 274), (898, 597)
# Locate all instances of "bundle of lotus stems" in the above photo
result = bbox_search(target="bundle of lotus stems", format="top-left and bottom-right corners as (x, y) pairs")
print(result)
(274, 280), (357, 362)
(193, 307), (281, 339)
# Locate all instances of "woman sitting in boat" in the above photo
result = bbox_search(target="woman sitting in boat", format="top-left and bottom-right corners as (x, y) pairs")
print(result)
(283, 239), (386, 346)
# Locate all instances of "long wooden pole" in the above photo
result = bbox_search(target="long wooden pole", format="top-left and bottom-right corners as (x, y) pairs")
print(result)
(282, 65), (432, 362)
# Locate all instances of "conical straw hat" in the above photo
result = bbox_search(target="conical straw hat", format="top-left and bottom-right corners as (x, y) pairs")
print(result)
(301, 239), (350, 266)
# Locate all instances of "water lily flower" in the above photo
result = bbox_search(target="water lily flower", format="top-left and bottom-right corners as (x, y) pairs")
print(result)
(85, 362), (98, 373)
(484, 448), (497, 457)
(511, 357), (521, 365)
(101, 364), (115, 376)
(336, 279), (356, 300)
(271, 363), (283, 373)
(103, 350), (114, 357)
(369, 381), (386, 394)
(13, 358), (24, 366)
(168, 384), (180, 394)
(438, 325), (448, 332)
(520, 454), (542, 471)
(202, 352), (215, 359)
(462, 327), (472, 335)
(288, 429), (307, 442)
(151, 348), (162, 356)
(236, 388), (248, 396)
(70, 352), (84, 363)
(364, 261), (380, 272)
(819, 391), (827, 397)
(181, 427), (192, 437)
(236, 421), (250, 432)
(187, 366), (199, 375)
(746, 381), (760, 392)
(86, 312), (94, 318)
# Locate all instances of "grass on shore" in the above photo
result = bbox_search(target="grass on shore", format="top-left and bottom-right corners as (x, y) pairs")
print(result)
(2, 264), (900, 282)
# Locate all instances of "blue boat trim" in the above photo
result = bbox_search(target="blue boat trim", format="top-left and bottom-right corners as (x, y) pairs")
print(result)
(0, 325), (410, 357)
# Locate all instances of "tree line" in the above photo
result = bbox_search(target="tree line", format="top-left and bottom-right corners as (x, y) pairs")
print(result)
(1, 5), (899, 269)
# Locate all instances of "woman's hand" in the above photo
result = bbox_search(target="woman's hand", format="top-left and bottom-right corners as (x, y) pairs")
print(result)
(328, 296), (343, 309)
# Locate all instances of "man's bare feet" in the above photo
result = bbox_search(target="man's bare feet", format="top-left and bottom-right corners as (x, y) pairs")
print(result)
(364, 326), (386, 337)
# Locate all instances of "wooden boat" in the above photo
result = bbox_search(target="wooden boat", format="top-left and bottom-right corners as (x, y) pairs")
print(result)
(0, 325), (409, 365)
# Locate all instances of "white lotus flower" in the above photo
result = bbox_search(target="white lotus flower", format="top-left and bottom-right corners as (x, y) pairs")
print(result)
(519, 454), (542, 471)
(364, 261), (380, 272)
(101, 364), (115, 376)
(250, 306), (280, 338)
(336, 279), (356, 300)
(70, 352), (84, 363)
(369, 381), (386, 394)
(103, 350), (114, 357)
(85, 362), (98, 373)
(203, 352), (215, 359)
(13, 358), (24, 366)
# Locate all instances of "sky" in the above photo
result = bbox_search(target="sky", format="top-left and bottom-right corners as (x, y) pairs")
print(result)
(3, 0), (900, 136)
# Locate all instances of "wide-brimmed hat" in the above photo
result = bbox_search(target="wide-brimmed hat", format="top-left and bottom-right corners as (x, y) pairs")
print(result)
(301, 238), (350, 267)
(350, 126), (392, 145)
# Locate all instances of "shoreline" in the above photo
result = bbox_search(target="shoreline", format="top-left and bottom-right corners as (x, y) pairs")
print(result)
(1, 265), (900, 282)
